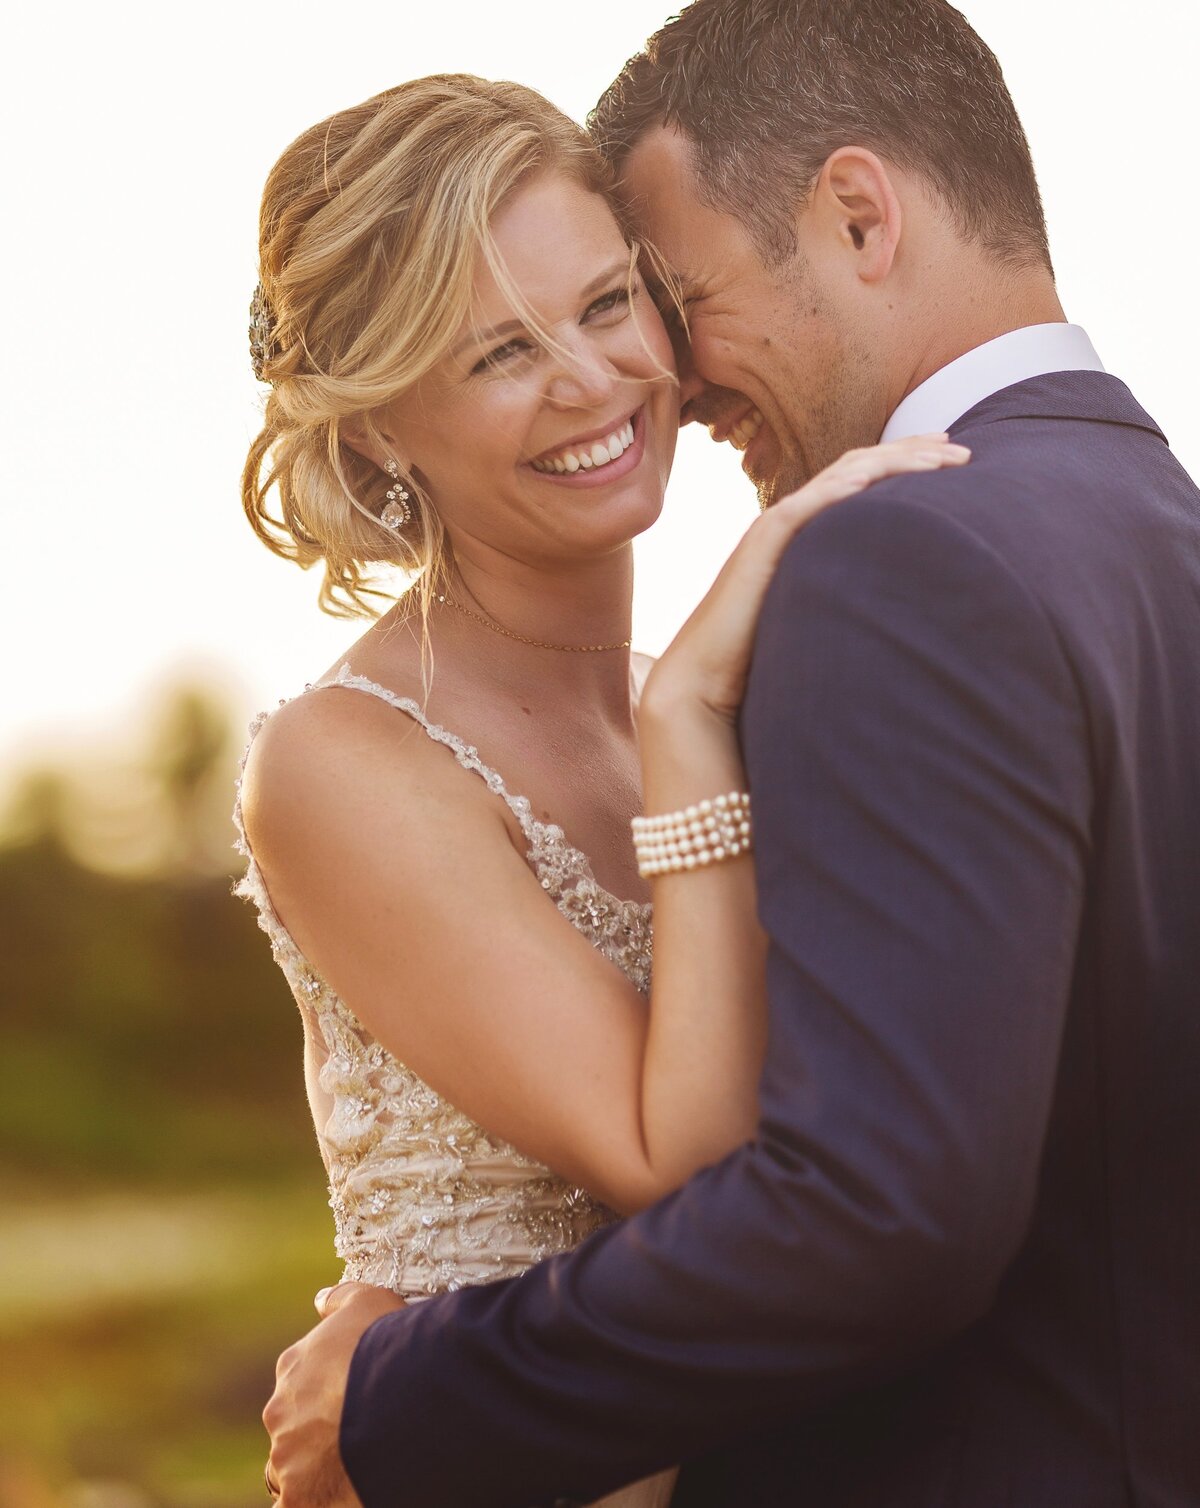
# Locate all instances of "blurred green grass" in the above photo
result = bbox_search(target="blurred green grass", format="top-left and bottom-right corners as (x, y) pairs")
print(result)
(0, 1183), (334, 1506)
(0, 688), (345, 1507)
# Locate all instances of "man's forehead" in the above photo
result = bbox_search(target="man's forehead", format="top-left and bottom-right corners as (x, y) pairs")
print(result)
(619, 125), (755, 296)
(617, 124), (707, 240)
(621, 123), (695, 185)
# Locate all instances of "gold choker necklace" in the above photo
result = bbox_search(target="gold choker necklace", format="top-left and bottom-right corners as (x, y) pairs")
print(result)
(433, 591), (631, 654)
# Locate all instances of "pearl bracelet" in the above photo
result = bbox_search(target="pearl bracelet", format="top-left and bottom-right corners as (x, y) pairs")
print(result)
(631, 791), (753, 878)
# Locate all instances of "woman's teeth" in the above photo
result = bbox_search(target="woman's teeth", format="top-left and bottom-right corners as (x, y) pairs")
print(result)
(729, 409), (764, 452)
(530, 418), (636, 474)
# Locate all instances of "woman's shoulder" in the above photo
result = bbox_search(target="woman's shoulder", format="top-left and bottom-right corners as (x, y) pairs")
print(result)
(240, 666), (495, 864)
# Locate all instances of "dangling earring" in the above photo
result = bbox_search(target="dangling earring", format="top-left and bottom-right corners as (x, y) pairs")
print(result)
(380, 459), (412, 530)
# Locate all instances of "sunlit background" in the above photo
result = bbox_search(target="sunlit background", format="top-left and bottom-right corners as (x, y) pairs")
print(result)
(2, 0), (1196, 1502)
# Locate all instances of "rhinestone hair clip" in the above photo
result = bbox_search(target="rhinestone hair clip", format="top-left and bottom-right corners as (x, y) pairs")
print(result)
(249, 282), (277, 383)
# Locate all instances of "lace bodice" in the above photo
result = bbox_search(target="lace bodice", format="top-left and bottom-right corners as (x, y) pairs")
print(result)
(232, 662), (654, 1298)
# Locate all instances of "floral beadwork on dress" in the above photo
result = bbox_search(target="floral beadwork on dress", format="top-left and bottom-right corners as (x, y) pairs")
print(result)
(232, 663), (653, 1297)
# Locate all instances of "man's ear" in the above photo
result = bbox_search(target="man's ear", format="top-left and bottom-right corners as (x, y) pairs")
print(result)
(809, 147), (902, 284)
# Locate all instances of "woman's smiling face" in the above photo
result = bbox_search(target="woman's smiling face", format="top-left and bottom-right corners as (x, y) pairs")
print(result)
(379, 171), (680, 568)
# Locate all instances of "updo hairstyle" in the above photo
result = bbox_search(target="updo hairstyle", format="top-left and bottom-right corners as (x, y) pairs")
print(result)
(242, 76), (616, 618)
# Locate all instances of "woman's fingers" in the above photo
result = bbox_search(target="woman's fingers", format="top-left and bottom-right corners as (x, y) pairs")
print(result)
(741, 439), (971, 587)
(751, 437), (969, 567)
(647, 434), (972, 724)
(774, 435), (971, 521)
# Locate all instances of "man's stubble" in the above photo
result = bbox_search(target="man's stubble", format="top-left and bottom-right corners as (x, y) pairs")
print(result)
(761, 262), (883, 507)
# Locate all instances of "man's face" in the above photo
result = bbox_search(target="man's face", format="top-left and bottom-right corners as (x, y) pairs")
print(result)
(621, 126), (881, 506)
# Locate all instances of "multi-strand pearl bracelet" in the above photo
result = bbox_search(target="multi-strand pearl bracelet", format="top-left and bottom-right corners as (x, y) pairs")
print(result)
(632, 792), (753, 878)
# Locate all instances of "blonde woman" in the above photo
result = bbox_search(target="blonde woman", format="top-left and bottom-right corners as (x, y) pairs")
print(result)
(237, 75), (967, 1507)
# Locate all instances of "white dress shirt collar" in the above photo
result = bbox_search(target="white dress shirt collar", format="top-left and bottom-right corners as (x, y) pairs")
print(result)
(880, 323), (1105, 443)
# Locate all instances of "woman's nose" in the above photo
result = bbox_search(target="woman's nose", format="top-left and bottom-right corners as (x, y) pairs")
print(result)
(544, 337), (621, 409)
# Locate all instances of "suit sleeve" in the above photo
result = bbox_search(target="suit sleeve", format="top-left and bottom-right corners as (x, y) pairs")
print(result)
(340, 491), (1092, 1508)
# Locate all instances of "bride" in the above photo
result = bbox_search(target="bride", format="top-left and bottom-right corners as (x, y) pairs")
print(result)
(236, 74), (968, 1506)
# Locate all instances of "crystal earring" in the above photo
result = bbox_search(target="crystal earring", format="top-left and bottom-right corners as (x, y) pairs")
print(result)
(381, 459), (412, 530)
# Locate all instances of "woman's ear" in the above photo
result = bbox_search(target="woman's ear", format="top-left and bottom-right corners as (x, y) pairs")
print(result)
(811, 147), (902, 284)
(341, 419), (409, 475)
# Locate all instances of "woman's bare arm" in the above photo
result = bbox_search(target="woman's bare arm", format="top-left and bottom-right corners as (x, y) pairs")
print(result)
(242, 435), (969, 1214)
(243, 691), (665, 1211)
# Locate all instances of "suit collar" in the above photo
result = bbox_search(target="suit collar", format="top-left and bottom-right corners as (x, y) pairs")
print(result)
(881, 324), (1105, 443)
(950, 370), (1167, 444)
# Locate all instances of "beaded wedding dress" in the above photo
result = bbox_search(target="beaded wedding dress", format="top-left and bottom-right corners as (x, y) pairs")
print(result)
(234, 663), (677, 1508)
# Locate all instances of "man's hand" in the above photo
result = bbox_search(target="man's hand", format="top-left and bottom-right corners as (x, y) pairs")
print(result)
(264, 1281), (406, 1506)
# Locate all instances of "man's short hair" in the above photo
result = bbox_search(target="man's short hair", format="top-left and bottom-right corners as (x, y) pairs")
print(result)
(590, 0), (1052, 273)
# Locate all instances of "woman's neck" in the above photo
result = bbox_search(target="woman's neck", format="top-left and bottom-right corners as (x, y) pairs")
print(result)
(390, 543), (639, 720)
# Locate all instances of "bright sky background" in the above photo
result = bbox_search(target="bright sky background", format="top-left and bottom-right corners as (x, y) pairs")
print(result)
(2, 0), (1196, 785)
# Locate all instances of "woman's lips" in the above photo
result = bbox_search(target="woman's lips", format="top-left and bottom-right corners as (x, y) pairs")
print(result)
(525, 407), (647, 489)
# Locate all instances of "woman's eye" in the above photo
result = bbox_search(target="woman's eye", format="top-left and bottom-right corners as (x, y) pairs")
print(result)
(469, 286), (635, 373)
(473, 338), (531, 374)
(585, 286), (633, 320)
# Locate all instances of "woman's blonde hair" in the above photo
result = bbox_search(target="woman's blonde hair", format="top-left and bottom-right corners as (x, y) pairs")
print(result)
(242, 75), (619, 619)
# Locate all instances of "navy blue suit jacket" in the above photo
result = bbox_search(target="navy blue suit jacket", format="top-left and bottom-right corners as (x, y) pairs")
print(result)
(341, 373), (1200, 1507)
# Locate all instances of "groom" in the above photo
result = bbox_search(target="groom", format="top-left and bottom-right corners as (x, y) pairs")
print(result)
(266, 2), (1200, 1503)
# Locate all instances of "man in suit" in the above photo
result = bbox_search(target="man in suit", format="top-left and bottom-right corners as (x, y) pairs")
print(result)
(265, 2), (1200, 1502)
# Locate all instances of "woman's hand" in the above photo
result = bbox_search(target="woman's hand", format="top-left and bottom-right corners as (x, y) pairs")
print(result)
(641, 433), (971, 730)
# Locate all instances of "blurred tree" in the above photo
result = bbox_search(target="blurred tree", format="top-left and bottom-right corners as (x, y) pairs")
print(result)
(0, 678), (314, 1186)
(0, 676), (332, 1505)
(1, 680), (251, 880)
(146, 686), (244, 877)
(0, 767), (76, 855)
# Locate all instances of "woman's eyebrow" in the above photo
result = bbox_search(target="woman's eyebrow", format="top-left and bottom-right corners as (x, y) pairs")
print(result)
(452, 258), (632, 358)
